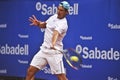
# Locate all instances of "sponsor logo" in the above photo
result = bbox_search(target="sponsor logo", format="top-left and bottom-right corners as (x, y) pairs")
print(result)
(108, 76), (119, 80)
(108, 23), (120, 29)
(81, 64), (92, 69)
(0, 69), (7, 74)
(18, 59), (28, 64)
(42, 66), (67, 74)
(42, 66), (51, 74)
(36, 2), (79, 15)
(76, 44), (120, 61)
(18, 34), (29, 39)
(41, 28), (45, 32)
(0, 24), (7, 28)
(0, 44), (29, 55)
(80, 35), (92, 40)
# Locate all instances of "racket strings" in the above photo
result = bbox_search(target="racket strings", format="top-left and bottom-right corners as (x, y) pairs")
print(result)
(64, 49), (82, 69)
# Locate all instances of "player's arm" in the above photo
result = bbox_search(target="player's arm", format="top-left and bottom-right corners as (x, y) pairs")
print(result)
(29, 15), (46, 28)
(51, 30), (59, 49)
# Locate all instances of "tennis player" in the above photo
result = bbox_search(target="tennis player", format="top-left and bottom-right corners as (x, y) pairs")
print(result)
(25, 1), (70, 80)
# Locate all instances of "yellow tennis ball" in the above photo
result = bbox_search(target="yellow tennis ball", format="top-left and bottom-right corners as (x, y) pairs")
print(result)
(70, 56), (79, 62)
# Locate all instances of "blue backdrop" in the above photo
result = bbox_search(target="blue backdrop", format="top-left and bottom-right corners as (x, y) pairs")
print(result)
(0, 0), (120, 80)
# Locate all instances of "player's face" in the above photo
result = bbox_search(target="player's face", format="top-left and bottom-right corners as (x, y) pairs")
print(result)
(57, 6), (68, 19)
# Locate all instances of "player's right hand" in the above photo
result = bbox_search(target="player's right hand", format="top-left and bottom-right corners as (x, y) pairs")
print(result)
(29, 15), (40, 26)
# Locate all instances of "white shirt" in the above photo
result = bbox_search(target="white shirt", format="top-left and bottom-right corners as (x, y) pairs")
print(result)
(42, 14), (68, 50)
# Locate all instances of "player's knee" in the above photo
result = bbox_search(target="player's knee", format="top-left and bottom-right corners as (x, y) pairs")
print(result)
(27, 67), (32, 73)
(26, 67), (32, 76)
(26, 66), (39, 76)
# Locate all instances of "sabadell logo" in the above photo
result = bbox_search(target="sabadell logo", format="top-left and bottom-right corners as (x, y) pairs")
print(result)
(36, 2), (79, 15)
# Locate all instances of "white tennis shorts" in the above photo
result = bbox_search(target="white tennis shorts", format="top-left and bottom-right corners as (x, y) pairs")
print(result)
(30, 47), (66, 74)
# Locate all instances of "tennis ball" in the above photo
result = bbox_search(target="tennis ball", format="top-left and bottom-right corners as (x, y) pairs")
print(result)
(70, 56), (79, 62)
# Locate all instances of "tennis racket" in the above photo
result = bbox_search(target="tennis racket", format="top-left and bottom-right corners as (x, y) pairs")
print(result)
(58, 48), (82, 70)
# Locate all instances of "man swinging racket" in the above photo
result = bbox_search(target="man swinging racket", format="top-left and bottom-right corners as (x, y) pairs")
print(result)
(25, 1), (70, 80)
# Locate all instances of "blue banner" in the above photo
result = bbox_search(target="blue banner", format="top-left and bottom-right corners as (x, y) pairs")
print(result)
(0, 0), (120, 80)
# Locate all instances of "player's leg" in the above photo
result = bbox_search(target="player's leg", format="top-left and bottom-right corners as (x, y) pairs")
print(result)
(56, 74), (68, 80)
(26, 66), (39, 80)
(26, 50), (47, 80)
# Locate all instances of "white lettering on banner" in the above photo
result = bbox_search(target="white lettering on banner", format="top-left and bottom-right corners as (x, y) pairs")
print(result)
(18, 34), (29, 38)
(76, 45), (120, 60)
(80, 36), (92, 40)
(108, 23), (120, 29)
(36, 2), (79, 15)
(0, 44), (29, 55)
(18, 59), (28, 64)
(42, 66), (51, 74)
(81, 64), (92, 69)
(108, 76), (118, 80)
(41, 28), (45, 32)
(0, 24), (7, 28)
(0, 69), (7, 74)
(41, 66), (67, 74)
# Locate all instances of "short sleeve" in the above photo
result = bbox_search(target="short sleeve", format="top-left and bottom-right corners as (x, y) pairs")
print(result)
(46, 14), (57, 24)
(55, 22), (68, 34)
